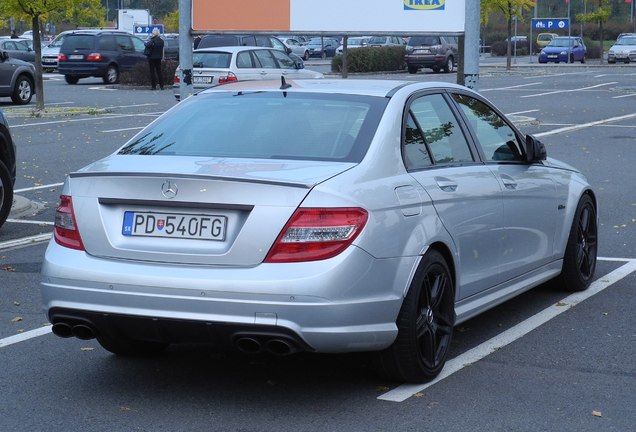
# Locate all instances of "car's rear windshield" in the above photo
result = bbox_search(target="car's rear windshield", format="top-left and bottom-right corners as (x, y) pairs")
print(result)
(409, 36), (441, 46)
(617, 37), (636, 45)
(62, 35), (95, 50)
(192, 52), (232, 68)
(549, 38), (576, 47)
(118, 92), (388, 163)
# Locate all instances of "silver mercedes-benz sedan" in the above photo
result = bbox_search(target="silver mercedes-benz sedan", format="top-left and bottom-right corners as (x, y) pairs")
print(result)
(41, 79), (598, 383)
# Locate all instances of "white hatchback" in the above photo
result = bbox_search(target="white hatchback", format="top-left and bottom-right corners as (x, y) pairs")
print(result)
(173, 46), (323, 100)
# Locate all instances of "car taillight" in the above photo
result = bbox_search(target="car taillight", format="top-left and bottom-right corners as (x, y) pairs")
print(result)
(58, 53), (67, 61)
(173, 73), (180, 84)
(264, 208), (368, 263)
(218, 72), (238, 84)
(54, 195), (85, 251)
(86, 53), (102, 61)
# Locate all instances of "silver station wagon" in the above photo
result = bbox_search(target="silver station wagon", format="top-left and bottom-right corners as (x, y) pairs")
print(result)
(41, 79), (598, 383)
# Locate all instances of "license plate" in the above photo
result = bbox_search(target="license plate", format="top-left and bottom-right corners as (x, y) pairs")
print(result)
(193, 76), (212, 84)
(414, 49), (431, 54)
(69, 54), (84, 60)
(547, 55), (557, 58)
(122, 211), (227, 241)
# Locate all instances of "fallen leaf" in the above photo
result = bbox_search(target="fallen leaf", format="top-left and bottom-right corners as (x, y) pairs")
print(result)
(556, 302), (568, 307)
(11, 316), (23, 322)
(592, 410), (602, 417)
(414, 392), (424, 398)
(376, 386), (390, 392)
(14, 301), (20, 306)
(80, 347), (95, 351)
(0, 265), (16, 272)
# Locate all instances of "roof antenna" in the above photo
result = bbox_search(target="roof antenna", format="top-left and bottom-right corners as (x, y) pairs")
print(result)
(280, 76), (292, 90)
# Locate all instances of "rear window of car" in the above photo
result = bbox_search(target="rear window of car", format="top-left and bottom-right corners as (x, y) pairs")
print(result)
(118, 92), (388, 162)
(409, 36), (440, 46)
(192, 52), (232, 68)
(63, 35), (95, 50)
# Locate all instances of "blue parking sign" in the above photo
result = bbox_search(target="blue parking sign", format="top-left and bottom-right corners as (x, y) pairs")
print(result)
(531, 18), (569, 31)
(134, 24), (164, 36)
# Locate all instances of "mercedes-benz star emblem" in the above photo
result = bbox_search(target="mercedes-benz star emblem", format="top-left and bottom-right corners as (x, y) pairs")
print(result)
(161, 180), (178, 199)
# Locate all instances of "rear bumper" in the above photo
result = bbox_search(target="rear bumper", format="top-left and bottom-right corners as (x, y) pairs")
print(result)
(405, 54), (445, 69)
(58, 62), (107, 77)
(41, 240), (416, 353)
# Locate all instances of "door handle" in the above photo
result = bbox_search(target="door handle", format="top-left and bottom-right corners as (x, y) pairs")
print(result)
(500, 174), (517, 190)
(435, 177), (458, 192)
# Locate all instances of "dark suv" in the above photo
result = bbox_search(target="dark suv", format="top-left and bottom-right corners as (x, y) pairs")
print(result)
(58, 30), (147, 84)
(405, 35), (458, 74)
(0, 108), (16, 229)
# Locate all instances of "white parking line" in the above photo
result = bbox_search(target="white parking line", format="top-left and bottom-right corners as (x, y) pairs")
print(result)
(521, 82), (618, 98)
(482, 82), (543, 92)
(5, 219), (54, 226)
(613, 93), (636, 99)
(0, 233), (52, 251)
(534, 112), (636, 137)
(102, 126), (145, 133)
(506, 109), (540, 116)
(378, 258), (636, 402)
(10, 112), (165, 128)
(0, 326), (52, 349)
(14, 182), (63, 193)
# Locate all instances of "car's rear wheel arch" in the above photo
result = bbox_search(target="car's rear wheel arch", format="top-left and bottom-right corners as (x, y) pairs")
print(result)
(425, 242), (457, 295)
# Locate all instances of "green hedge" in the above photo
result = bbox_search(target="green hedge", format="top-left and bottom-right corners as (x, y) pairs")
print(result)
(331, 46), (406, 73)
(119, 60), (178, 86)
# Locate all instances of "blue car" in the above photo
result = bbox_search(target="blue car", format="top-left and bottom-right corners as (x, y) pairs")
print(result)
(538, 36), (586, 64)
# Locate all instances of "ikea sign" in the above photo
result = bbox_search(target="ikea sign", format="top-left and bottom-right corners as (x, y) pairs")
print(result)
(404, 0), (445, 10)
(192, 0), (465, 34)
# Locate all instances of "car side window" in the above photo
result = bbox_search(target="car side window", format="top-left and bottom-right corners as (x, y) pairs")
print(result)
(15, 41), (29, 52)
(403, 113), (432, 170)
(236, 51), (253, 68)
(269, 37), (287, 52)
(408, 94), (473, 165)
(99, 35), (117, 51)
(253, 50), (277, 68)
(451, 93), (524, 162)
(270, 50), (295, 69)
(255, 36), (271, 47)
(116, 36), (134, 52)
(132, 37), (145, 53)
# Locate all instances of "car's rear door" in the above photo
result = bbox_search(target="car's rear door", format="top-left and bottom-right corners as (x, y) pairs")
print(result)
(403, 92), (505, 299)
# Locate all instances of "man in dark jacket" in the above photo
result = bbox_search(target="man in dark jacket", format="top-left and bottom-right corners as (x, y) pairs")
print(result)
(145, 28), (165, 90)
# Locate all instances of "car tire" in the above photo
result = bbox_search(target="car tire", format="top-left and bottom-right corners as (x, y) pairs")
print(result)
(64, 75), (79, 85)
(569, 54), (575, 63)
(557, 194), (597, 292)
(432, 66), (440, 73)
(10, 74), (33, 105)
(581, 55), (586, 64)
(0, 159), (13, 229)
(443, 56), (454, 73)
(376, 249), (456, 383)
(303, 50), (309, 61)
(97, 333), (168, 356)
(407, 65), (418, 74)
(103, 64), (119, 84)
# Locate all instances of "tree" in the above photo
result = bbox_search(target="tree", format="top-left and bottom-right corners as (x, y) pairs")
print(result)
(576, 0), (612, 62)
(0, 0), (105, 112)
(481, 0), (536, 70)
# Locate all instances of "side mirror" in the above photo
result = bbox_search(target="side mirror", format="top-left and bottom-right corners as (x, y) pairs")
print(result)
(286, 46), (292, 54)
(525, 134), (547, 162)
(0, 51), (8, 61)
(295, 58), (305, 69)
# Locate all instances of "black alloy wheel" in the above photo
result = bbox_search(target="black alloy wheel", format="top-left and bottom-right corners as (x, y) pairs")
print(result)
(558, 194), (597, 292)
(377, 250), (456, 383)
